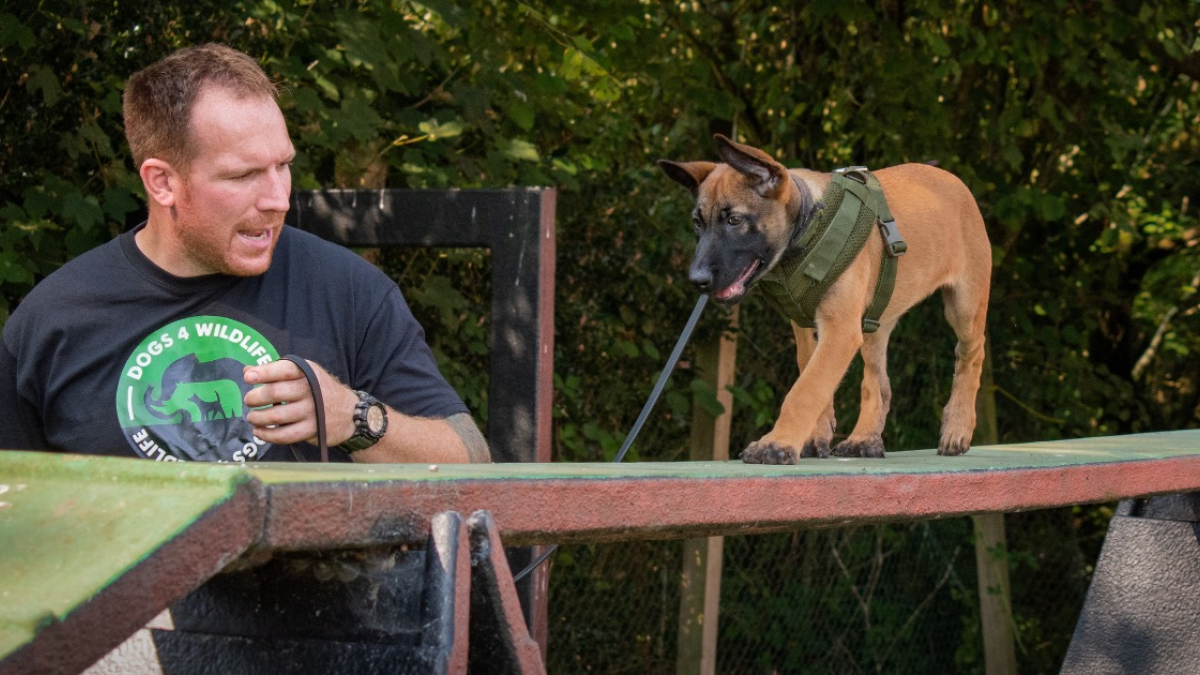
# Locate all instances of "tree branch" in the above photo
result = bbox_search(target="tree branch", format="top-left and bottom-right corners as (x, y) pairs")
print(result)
(1133, 263), (1200, 380)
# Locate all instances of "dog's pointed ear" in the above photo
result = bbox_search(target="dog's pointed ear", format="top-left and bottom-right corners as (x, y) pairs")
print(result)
(713, 134), (787, 197)
(658, 160), (717, 197)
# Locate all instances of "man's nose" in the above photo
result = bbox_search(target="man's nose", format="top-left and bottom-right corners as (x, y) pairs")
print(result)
(258, 166), (291, 212)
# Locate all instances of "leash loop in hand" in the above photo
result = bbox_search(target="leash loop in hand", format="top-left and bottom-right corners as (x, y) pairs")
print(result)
(279, 355), (329, 463)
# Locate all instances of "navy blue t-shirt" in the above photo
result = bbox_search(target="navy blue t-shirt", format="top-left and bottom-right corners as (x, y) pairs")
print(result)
(0, 224), (467, 462)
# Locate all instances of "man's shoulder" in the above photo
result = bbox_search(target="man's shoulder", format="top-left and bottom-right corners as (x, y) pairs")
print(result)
(14, 235), (126, 307)
(278, 226), (393, 283)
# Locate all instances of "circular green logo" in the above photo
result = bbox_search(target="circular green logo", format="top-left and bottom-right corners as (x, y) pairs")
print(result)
(115, 316), (280, 462)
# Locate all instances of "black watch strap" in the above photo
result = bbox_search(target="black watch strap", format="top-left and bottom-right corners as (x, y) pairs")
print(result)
(339, 390), (388, 453)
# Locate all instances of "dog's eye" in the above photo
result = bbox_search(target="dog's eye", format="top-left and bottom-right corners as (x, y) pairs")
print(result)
(728, 215), (745, 227)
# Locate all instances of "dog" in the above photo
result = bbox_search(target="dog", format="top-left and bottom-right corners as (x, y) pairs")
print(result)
(659, 135), (991, 463)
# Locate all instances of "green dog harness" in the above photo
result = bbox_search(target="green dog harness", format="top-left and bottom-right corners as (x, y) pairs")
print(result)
(757, 167), (907, 334)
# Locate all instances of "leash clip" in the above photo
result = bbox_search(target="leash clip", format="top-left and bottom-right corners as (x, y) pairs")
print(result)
(879, 219), (907, 257)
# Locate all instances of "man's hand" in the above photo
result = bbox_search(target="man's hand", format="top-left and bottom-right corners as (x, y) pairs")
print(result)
(242, 359), (488, 464)
(243, 359), (358, 447)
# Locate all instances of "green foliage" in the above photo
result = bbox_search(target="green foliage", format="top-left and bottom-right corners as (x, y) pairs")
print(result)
(4, 0), (1200, 671)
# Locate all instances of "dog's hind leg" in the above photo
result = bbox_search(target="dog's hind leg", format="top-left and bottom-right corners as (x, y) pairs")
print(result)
(833, 323), (895, 458)
(792, 325), (836, 458)
(938, 271), (990, 455)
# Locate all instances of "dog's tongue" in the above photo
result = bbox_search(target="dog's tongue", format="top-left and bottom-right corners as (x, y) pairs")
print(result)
(716, 259), (760, 300)
(716, 281), (745, 301)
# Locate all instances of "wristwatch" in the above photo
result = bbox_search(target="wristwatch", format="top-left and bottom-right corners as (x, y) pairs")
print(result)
(340, 390), (388, 453)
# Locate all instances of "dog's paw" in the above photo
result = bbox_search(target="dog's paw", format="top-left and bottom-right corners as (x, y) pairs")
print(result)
(801, 438), (832, 459)
(938, 436), (971, 456)
(832, 436), (886, 458)
(740, 441), (802, 465)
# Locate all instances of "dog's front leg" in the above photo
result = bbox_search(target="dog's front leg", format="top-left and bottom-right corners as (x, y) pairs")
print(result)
(741, 320), (863, 464)
(790, 325), (836, 458)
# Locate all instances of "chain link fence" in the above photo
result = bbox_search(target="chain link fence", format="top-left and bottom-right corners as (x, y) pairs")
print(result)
(544, 509), (1100, 673)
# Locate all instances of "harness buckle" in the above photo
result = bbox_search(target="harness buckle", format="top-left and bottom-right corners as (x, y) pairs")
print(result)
(835, 166), (870, 184)
(862, 318), (881, 333)
(879, 219), (907, 256)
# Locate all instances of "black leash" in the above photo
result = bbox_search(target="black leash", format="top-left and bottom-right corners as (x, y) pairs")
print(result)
(278, 295), (710, 582)
(513, 294), (709, 582)
(280, 355), (330, 463)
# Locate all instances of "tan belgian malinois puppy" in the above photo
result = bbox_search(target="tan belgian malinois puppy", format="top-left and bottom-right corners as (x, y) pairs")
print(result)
(660, 135), (991, 463)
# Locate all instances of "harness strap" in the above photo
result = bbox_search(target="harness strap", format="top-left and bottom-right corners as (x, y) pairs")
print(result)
(758, 167), (906, 334)
(843, 169), (907, 333)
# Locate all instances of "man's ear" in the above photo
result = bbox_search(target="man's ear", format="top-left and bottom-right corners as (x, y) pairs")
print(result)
(140, 159), (182, 208)
(712, 134), (787, 198)
(657, 160), (717, 197)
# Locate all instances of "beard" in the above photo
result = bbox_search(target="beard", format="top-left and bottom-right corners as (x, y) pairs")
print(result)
(172, 194), (286, 278)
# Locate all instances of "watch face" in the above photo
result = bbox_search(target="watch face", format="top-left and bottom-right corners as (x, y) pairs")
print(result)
(366, 404), (386, 434)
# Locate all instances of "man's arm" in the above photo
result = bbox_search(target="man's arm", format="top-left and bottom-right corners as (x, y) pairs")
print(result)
(243, 359), (490, 464)
(0, 341), (47, 451)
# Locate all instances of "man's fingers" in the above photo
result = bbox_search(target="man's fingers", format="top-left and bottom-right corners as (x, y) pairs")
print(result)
(246, 395), (313, 427)
(243, 378), (312, 409)
(244, 359), (303, 385)
(247, 396), (317, 445)
(251, 420), (317, 446)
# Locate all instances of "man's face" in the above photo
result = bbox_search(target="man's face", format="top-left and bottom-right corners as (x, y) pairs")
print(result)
(170, 86), (295, 277)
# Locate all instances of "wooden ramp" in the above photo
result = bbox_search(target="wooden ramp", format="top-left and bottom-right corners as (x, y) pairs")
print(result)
(3, 429), (1200, 673)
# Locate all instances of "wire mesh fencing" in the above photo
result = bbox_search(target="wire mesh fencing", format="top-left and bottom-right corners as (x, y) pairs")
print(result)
(545, 507), (1099, 674)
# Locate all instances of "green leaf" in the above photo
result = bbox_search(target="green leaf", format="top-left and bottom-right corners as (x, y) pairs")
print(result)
(418, 118), (465, 140)
(506, 99), (536, 131)
(26, 65), (62, 107)
(561, 48), (584, 80)
(410, 275), (467, 325)
(61, 192), (104, 230)
(497, 138), (540, 162)
(102, 187), (141, 222)
(0, 13), (35, 51)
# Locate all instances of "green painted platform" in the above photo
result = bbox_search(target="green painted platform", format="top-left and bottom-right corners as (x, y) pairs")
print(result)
(0, 454), (259, 674)
(245, 429), (1200, 483)
(2, 429), (1200, 672)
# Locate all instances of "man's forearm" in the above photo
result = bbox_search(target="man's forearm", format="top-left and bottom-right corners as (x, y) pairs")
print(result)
(352, 410), (490, 464)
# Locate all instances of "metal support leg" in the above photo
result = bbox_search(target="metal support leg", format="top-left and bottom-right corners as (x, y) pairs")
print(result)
(466, 511), (546, 674)
(1062, 493), (1200, 674)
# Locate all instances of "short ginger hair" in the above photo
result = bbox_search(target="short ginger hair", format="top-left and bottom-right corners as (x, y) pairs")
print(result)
(123, 43), (279, 171)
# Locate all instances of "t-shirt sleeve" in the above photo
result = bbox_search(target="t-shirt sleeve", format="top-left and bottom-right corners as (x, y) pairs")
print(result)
(0, 336), (49, 451)
(354, 285), (469, 420)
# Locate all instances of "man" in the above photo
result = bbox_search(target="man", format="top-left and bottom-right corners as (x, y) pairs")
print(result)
(0, 44), (489, 464)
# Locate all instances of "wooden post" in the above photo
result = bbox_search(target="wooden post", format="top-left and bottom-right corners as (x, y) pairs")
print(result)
(972, 340), (1018, 674)
(677, 308), (738, 675)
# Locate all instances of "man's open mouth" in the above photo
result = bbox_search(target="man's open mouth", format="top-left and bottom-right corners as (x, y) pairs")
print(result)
(715, 258), (763, 301)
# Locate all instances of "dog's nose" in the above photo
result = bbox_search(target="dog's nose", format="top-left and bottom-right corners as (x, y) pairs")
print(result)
(690, 267), (713, 292)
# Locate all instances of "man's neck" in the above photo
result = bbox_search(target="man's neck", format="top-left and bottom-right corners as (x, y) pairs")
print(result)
(134, 212), (195, 278)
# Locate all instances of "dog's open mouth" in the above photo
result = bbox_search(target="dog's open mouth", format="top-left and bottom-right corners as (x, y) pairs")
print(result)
(715, 258), (763, 302)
